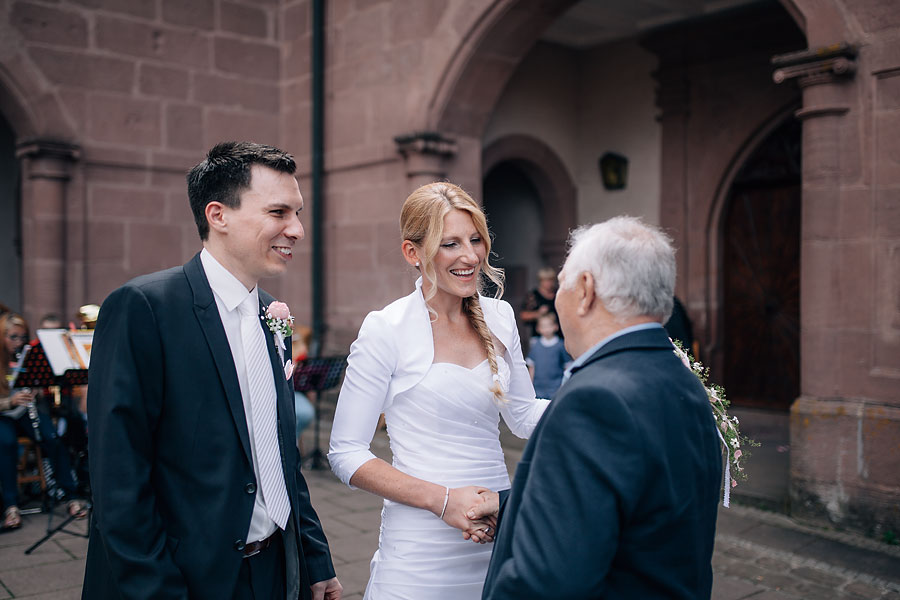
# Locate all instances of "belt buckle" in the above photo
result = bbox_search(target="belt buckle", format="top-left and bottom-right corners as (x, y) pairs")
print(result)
(243, 537), (266, 558)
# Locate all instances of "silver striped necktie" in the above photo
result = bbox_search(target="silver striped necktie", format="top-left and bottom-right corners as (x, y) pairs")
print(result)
(239, 296), (290, 529)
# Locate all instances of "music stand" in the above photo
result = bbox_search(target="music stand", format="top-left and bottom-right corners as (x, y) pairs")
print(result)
(293, 356), (347, 470)
(12, 343), (91, 554)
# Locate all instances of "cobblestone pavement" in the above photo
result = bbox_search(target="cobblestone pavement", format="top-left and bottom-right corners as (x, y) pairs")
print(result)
(0, 425), (897, 599)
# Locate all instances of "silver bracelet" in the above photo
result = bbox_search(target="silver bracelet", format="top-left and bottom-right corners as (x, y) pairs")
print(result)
(439, 486), (450, 520)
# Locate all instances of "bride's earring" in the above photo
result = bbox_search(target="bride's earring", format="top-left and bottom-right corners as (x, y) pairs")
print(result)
(415, 262), (420, 268)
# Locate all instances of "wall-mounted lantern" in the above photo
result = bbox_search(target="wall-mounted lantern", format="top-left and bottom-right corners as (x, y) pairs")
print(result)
(599, 152), (628, 190)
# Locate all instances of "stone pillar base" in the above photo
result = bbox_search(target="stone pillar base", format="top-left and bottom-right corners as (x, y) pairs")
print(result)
(790, 396), (900, 539)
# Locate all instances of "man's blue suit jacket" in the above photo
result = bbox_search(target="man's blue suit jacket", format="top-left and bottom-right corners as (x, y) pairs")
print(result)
(483, 326), (721, 599)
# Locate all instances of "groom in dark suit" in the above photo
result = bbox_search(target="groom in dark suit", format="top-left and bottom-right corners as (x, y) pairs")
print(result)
(478, 216), (721, 599)
(84, 142), (342, 600)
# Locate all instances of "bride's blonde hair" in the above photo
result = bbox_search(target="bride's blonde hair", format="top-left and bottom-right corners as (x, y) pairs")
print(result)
(400, 182), (505, 402)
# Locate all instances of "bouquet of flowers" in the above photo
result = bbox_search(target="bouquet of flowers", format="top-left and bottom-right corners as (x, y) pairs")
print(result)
(672, 340), (757, 507)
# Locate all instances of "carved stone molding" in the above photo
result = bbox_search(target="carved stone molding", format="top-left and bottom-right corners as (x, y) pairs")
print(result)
(16, 139), (81, 181)
(394, 131), (458, 182)
(394, 131), (458, 158)
(794, 105), (850, 120)
(772, 42), (858, 87)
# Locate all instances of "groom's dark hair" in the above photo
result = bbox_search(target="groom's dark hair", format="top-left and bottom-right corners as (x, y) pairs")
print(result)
(187, 141), (297, 241)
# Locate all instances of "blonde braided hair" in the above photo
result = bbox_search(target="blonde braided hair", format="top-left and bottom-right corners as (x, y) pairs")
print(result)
(462, 295), (504, 402)
(400, 182), (505, 402)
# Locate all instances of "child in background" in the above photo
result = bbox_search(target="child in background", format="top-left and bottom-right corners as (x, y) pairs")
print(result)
(527, 313), (570, 400)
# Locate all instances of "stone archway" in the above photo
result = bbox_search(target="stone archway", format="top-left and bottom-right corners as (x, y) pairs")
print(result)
(482, 134), (576, 271)
(426, 0), (837, 140)
(428, 0), (578, 139)
(0, 53), (77, 142)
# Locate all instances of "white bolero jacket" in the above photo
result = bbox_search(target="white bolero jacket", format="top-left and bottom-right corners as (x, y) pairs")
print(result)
(328, 278), (549, 487)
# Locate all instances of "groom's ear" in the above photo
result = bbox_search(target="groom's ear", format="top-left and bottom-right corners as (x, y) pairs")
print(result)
(206, 201), (228, 235)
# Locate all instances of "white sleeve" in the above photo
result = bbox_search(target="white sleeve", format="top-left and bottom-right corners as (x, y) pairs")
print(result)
(327, 312), (395, 487)
(497, 302), (550, 438)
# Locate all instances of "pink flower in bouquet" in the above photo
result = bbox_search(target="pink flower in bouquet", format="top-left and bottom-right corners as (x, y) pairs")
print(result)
(267, 301), (291, 320)
(734, 449), (742, 459)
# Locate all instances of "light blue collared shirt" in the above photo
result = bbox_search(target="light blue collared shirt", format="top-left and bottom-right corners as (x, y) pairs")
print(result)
(560, 322), (665, 386)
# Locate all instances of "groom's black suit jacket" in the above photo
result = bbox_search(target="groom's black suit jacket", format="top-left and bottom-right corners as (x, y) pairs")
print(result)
(83, 253), (334, 600)
(482, 326), (721, 599)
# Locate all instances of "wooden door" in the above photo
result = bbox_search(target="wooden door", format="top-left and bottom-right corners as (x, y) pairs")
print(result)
(722, 118), (801, 411)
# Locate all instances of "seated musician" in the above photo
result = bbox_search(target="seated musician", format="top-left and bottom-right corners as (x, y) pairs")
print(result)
(0, 313), (87, 529)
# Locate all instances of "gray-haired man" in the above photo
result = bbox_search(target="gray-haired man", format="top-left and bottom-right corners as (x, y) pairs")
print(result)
(479, 216), (721, 599)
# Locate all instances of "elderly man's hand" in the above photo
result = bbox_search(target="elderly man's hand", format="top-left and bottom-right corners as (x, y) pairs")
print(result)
(467, 489), (499, 520)
(311, 576), (342, 600)
(462, 490), (500, 543)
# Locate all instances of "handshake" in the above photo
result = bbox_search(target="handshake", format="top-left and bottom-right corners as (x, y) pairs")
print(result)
(438, 486), (501, 545)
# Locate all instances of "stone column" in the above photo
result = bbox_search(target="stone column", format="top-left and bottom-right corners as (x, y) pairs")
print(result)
(773, 44), (900, 535)
(652, 61), (702, 353)
(394, 132), (458, 192)
(15, 140), (80, 327)
(653, 66), (690, 261)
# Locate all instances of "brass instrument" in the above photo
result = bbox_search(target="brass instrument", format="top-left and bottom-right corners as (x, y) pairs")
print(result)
(77, 304), (100, 329)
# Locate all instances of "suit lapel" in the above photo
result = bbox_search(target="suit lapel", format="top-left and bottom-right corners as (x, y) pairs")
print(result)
(184, 254), (253, 464)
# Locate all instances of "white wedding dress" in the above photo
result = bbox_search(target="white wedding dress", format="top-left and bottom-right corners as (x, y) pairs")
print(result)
(364, 357), (528, 600)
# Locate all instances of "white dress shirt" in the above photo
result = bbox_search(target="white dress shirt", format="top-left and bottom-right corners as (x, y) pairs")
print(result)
(200, 248), (283, 543)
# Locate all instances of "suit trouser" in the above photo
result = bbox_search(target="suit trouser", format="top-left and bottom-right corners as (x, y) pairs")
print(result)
(232, 531), (286, 600)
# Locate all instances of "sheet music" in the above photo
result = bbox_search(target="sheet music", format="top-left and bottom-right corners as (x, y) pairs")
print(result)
(36, 329), (93, 375)
(69, 331), (93, 369)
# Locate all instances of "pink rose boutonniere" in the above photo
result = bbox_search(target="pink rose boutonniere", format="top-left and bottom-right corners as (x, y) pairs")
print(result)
(264, 301), (294, 348)
(265, 301), (294, 379)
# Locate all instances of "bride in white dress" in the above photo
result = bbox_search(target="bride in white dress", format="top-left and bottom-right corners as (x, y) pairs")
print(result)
(328, 182), (549, 599)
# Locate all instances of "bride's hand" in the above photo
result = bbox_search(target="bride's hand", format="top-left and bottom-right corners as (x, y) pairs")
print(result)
(440, 486), (492, 532)
(462, 513), (497, 544)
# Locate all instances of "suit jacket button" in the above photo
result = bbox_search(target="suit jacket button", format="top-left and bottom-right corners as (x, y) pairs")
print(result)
(245, 482), (256, 494)
(234, 540), (245, 552)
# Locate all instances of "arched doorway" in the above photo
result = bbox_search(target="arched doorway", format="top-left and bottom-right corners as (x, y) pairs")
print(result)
(481, 135), (577, 346)
(483, 162), (543, 314)
(721, 117), (801, 411)
(0, 113), (19, 312)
